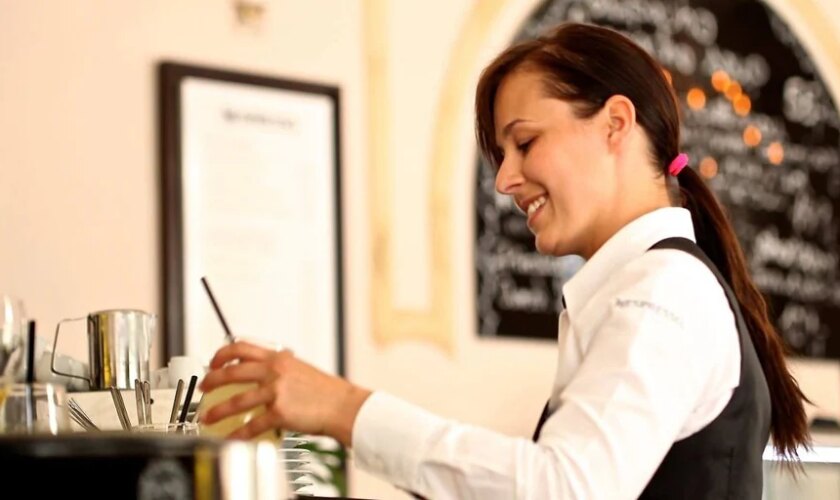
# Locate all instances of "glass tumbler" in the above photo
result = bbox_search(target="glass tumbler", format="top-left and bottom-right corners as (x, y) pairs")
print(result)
(0, 295), (26, 380)
(0, 382), (70, 435)
(198, 337), (284, 442)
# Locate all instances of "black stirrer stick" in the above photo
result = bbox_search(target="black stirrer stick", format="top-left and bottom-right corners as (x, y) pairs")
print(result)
(201, 277), (235, 344)
(178, 375), (198, 424)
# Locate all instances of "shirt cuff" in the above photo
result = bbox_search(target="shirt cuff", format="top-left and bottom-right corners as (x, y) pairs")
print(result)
(351, 391), (446, 490)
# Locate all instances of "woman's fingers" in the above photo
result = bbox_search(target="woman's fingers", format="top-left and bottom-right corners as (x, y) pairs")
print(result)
(199, 348), (352, 441)
(208, 340), (273, 369)
(228, 410), (282, 441)
(201, 384), (274, 425)
(200, 361), (270, 392)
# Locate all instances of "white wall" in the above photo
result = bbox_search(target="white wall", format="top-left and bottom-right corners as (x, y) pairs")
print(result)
(2, 1), (840, 499)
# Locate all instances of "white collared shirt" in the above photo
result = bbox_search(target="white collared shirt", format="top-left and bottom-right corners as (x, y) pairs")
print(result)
(352, 207), (740, 499)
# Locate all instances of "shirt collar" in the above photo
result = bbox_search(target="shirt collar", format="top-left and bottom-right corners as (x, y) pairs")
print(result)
(562, 207), (696, 317)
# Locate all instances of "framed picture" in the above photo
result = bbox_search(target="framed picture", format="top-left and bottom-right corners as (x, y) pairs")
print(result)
(158, 62), (344, 377)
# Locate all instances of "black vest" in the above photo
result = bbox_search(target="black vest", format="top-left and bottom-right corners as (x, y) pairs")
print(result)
(533, 237), (771, 499)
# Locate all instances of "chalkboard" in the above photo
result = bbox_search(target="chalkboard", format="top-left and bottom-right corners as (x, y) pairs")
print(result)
(475, 0), (840, 358)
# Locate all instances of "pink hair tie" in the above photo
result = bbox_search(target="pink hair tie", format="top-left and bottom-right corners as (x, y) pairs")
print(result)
(668, 153), (689, 176)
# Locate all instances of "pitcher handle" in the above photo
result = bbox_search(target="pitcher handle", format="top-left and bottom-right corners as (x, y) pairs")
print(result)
(51, 317), (91, 386)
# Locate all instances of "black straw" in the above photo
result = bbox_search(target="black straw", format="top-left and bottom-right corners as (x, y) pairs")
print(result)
(201, 277), (235, 343)
(25, 320), (36, 384)
(24, 320), (36, 430)
(178, 375), (198, 424)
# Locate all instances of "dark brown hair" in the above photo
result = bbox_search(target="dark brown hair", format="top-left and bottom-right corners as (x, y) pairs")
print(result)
(476, 22), (809, 460)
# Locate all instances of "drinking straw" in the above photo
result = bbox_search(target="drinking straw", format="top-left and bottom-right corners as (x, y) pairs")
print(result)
(200, 277), (235, 343)
(25, 320), (35, 384)
(25, 320), (35, 430)
(178, 375), (198, 424)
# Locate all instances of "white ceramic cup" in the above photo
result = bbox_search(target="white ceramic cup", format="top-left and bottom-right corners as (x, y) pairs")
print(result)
(167, 356), (205, 388)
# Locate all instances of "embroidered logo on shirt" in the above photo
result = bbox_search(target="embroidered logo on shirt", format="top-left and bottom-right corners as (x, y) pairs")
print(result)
(614, 298), (685, 327)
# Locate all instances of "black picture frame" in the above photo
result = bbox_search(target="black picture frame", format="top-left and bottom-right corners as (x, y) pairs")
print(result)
(158, 61), (345, 378)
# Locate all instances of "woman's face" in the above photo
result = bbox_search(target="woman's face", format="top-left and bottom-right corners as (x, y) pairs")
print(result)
(494, 69), (617, 258)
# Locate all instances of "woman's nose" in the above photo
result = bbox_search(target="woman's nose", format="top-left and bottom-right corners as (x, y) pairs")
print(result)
(495, 159), (523, 195)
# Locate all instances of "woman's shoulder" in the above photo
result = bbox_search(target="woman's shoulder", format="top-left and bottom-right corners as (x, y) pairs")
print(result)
(599, 246), (729, 311)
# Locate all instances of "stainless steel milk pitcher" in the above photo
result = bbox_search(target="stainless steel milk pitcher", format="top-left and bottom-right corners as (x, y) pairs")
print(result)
(51, 309), (154, 390)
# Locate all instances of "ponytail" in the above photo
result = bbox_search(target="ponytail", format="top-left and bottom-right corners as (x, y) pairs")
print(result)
(677, 166), (811, 460)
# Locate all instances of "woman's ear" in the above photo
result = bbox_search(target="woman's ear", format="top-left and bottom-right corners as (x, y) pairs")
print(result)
(603, 95), (636, 151)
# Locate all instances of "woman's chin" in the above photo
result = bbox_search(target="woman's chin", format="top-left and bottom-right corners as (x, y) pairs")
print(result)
(533, 234), (554, 255)
(534, 233), (572, 257)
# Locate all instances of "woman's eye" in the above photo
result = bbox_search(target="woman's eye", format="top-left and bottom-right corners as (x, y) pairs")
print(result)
(516, 139), (534, 153)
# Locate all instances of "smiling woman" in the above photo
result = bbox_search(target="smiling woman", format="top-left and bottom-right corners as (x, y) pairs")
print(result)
(473, 21), (808, 497)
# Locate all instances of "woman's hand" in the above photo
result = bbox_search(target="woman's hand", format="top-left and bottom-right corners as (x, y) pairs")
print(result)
(198, 340), (371, 446)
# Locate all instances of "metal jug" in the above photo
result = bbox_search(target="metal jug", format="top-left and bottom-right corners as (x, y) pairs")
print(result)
(51, 309), (154, 390)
